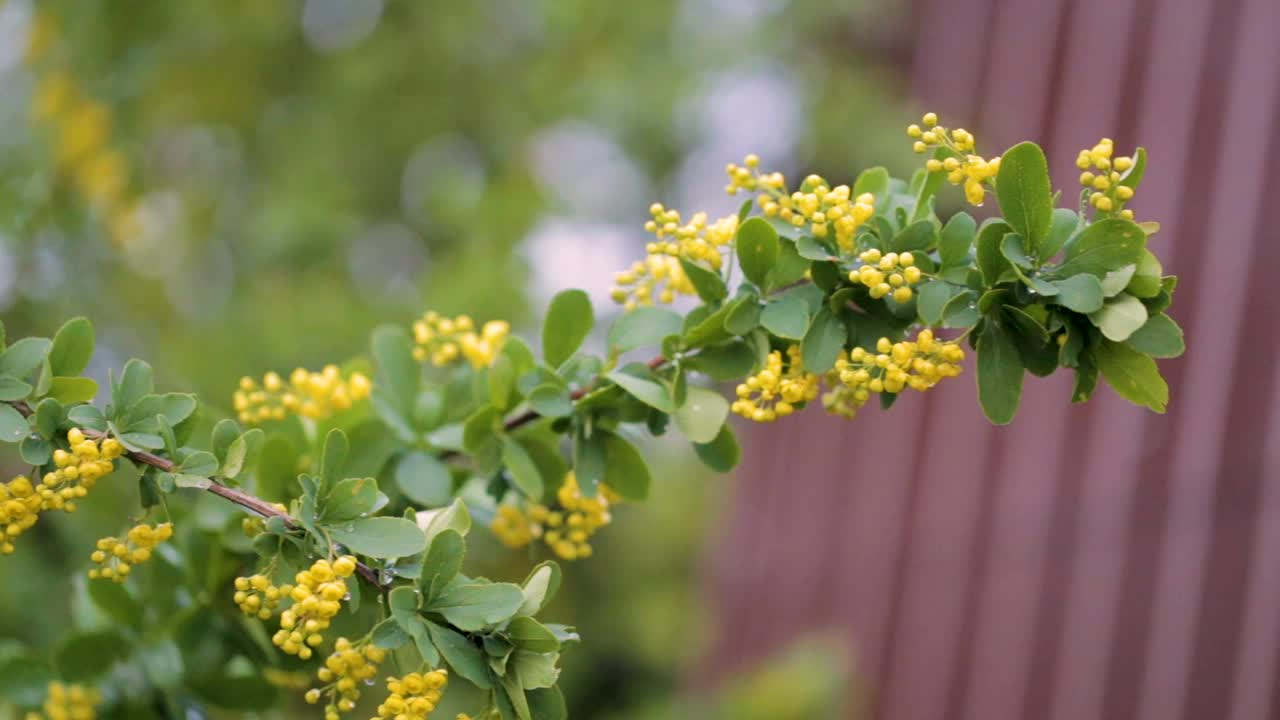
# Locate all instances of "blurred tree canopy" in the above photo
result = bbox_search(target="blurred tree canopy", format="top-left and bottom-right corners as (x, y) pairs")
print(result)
(0, 0), (912, 716)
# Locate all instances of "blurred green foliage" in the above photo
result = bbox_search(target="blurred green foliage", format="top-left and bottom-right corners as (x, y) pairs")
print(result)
(0, 0), (911, 715)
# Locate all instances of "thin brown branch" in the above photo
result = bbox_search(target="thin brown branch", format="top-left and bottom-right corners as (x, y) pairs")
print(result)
(7, 353), (668, 587)
(9, 400), (383, 588)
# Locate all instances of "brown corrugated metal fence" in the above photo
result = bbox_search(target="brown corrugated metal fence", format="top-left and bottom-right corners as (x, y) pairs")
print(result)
(705, 0), (1280, 717)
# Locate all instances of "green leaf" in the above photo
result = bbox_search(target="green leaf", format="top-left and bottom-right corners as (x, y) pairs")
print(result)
(327, 517), (427, 558)
(916, 280), (955, 326)
(542, 290), (594, 368)
(19, 436), (50, 465)
(939, 212), (977, 267)
(796, 235), (837, 261)
(1050, 273), (1104, 313)
(427, 582), (525, 631)
(55, 629), (128, 682)
(760, 291), (811, 339)
(975, 221), (1013, 286)
(573, 427), (606, 497)
(1101, 264), (1137, 296)
(679, 258), (728, 303)
(179, 450), (219, 476)
(1126, 249), (1163, 298)
(0, 376), (31, 401)
(608, 307), (682, 353)
(1119, 146), (1147, 190)
(723, 297), (762, 336)
(1040, 207), (1080, 260)
(528, 687), (568, 720)
(767, 238), (810, 288)
(507, 617), (560, 653)
(672, 387), (729, 444)
(853, 166), (890, 201)
(319, 428), (349, 492)
(49, 317), (94, 376)
(322, 477), (379, 522)
(693, 423), (739, 472)
(513, 651), (560, 689)
(1125, 313), (1185, 358)
(1089, 294), (1149, 342)
(1000, 233), (1034, 269)
(87, 578), (144, 628)
(801, 307), (846, 373)
(426, 621), (492, 689)
(890, 220), (937, 253)
(996, 141), (1054, 253)
(396, 451), (454, 507)
(116, 358), (154, 409)
(735, 217), (779, 287)
(977, 319), (1025, 424)
(517, 562), (562, 617)
(1055, 218), (1146, 278)
(420, 497), (472, 546)
(0, 405), (28, 443)
(0, 337), (51, 378)
(526, 384), (574, 418)
(489, 355), (517, 410)
(372, 325), (419, 412)
(600, 431), (650, 501)
(419, 529), (465, 601)
(605, 370), (673, 412)
(502, 673), (533, 720)
(220, 429), (262, 479)
(502, 436), (544, 499)
(942, 291), (980, 329)
(0, 655), (54, 707)
(372, 618), (411, 650)
(685, 341), (755, 380)
(1095, 340), (1168, 412)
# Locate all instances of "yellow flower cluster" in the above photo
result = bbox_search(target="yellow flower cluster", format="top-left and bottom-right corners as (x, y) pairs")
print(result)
(851, 249), (922, 303)
(24, 681), (99, 720)
(610, 254), (696, 310)
(822, 331), (965, 419)
(1, 430), (123, 554)
(26, 12), (139, 246)
(611, 203), (737, 310)
(234, 367), (372, 425)
(88, 522), (173, 582)
(375, 669), (450, 720)
(305, 637), (386, 720)
(1076, 138), (1136, 219)
(731, 346), (820, 422)
(412, 312), (510, 368)
(234, 573), (291, 620)
(273, 556), (357, 659)
(726, 155), (876, 254)
(491, 473), (616, 560)
(908, 112), (1000, 206)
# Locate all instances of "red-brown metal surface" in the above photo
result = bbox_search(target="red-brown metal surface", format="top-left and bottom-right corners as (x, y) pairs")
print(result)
(704, 0), (1280, 717)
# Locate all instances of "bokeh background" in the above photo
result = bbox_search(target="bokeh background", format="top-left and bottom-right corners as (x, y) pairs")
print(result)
(1, 0), (1278, 718)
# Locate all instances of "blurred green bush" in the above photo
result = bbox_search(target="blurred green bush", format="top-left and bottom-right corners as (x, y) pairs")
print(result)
(0, 0), (910, 715)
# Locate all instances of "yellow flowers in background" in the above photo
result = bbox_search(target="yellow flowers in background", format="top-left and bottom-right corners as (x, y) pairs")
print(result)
(731, 346), (820, 423)
(87, 522), (173, 582)
(1077, 138), (1138, 219)
(306, 636), (387, 720)
(26, 11), (141, 246)
(491, 472), (617, 561)
(1, 430), (123, 555)
(412, 312), (510, 369)
(375, 669), (449, 720)
(272, 556), (358, 659)
(823, 330), (965, 420)
(908, 111), (1000, 206)
(610, 204), (737, 309)
(727, 154), (876, 253)
(234, 367), (372, 425)
(24, 681), (99, 720)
